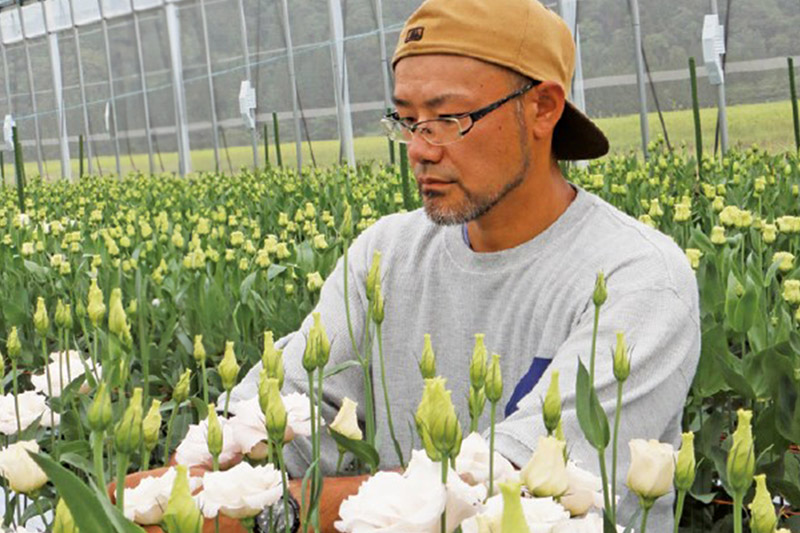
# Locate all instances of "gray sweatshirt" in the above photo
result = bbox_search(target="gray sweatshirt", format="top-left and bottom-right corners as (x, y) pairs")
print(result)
(232, 185), (701, 532)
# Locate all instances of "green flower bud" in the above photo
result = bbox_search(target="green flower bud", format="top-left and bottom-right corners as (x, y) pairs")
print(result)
(500, 481), (531, 533)
(74, 300), (86, 320)
(748, 474), (778, 533)
(468, 385), (486, 425)
(262, 331), (284, 390)
(593, 271), (607, 307)
(415, 377), (459, 462)
(311, 313), (330, 368)
(88, 381), (112, 432)
(485, 353), (503, 403)
(218, 341), (240, 391)
(126, 299), (137, 317)
(432, 407), (462, 459)
(108, 288), (132, 347)
(258, 368), (270, 415)
(726, 409), (755, 497)
(63, 304), (73, 330)
(0, 352), (5, 382)
(370, 282), (385, 325)
(469, 334), (488, 390)
(173, 369), (192, 405)
(302, 329), (319, 373)
(114, 387), (143, 455)
(53, 498), (79, 533)
(6, 327), (20, 360)
(340, 202), (353, 239)
(263, 377), (287, 443)
(55, 299), (68, 329)
(87, 279), (106, 328)
(366, 251), (381, 302)
(674, 432), (696, 492)
(162, 465), (203, 533)
(613, 331), (631, 382)
(206, 404), (223, 459)
(192, 335), (206, 364)
(33, 297), (49, 336)
(542, 370), (561, 435)
(142, 399), (162, 452)
(419, 334), (436, 380)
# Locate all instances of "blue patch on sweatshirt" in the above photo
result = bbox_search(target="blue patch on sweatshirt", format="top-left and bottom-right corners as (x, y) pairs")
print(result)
(505, 357), (553, 417)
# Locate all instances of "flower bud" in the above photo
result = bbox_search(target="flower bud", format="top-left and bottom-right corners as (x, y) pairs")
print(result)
(434, 408), (462, 459)
(192, 335), (206, 364)
(468, 385), (486, 425)
(55, 299), (68, 329)
(499, 481), (531, 533)
(419, 334), (436, 380)
(340, 202), (353, 239)
(87, 279), (106, 328)
(370, 282), (385, 325)
(33, 297), (49, 336)
(262, 377), (287, 443)
(310, 313), (330, 369)
(485, 353), (503, 403)
(302, 329), (319, 373)
(88, 381), (113, 432)
(330, 397), (362, 441)
(415, 377), (453, 462)
(593, 271), (607, 307)
(626, 439), (675, 506)
(53, 498), (78, 533)
(108, 288), (132, 347)
(6, 327), (21, 360)
(162, 465), (203, 533)
(522, 436), (569, 498)
(613, 331), (631, 382)
(0, 440), (48, 494)
(142, 399), (162, 452)
(469, 334), (488, 390)
(366, 251), (381, 302)
(173, 368), (192, 405)
(726, 409), (755, 497)
(748, 474), (778, 533)
(674, 431), (696, 492)
(114, 387), (143, 455)
(542, 371), (561, 435)
(262, 331), (285, 390)
(206, 403), (223, 459)
(218, 341), (240, 391)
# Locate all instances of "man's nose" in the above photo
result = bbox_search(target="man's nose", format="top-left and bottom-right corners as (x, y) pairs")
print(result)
(406, 133), (444, 166)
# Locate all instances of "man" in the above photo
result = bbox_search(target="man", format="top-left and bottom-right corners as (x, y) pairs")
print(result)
(131, 0), (699, 531)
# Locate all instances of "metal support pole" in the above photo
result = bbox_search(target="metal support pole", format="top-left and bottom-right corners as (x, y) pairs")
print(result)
(328, 0), (355, 168)
(278, 0), (302, 170)
(97, 0), (122, 177)
(43, 15), (71, 182)
(709, 0), (729, 155)
(66, 0), (93, 176)
(628, 0), (649, 160)
(198, 0), (220, 172)
(1, 43), (15, 184)
(236, 0), (258, 169)
(164, 2), (191, 176)
(17, 5), (46, 178)
(374, 0), (392, 111)
(132, 9), (155, 175)
(789, 57), (800, 153)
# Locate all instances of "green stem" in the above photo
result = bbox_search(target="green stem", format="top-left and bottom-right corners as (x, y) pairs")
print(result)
(641, 503), (652, 533)
(42, 340), (57, 458)
(115, 453), (129, 511)
(142, 449), (151, 473)
(674, 490), (687, 533)
(305, 370), (317, 528)
(316, 366), (325, 527)
(611, 381), (624, 524)
(12, 359), (21, 438)
(223, 390), (231, 418)
(488, 401), (497, 499)
(589, 305), (600, 384)
(341, 238), (361, 360)
(92, 431), (107, 493)
(163, 403), (179, 465)
(213, 454), (220, 533)
(733, 492), (743, 533)
(202, 364), (209, 405)
(137, 274), (150, 408)
(275, 444), (291, 533)
(597, 448), (612, 520)
(376, 324), (404, 468)
(440, 457), (448, 533)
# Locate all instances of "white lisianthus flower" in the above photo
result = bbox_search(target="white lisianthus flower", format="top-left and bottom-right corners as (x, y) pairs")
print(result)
(0, 440), (48, 494)
(335, 450), (485, 533)
(521, 436), (569, 498)
(124, 467), (203, 525)
(560, 461), (605, 517)
(195, 462), (282, 519)
(175, 416), (240, 469)
(551, 512), (625, 532)
(455, 432), (517, 493)
(460, 491), (569, 533)
(330, 397), (362, 441)
(30, 350), (100, 397)
(626, 439), (675, 502)
(228, 393), (312, 457)
(0, 391), (55, 435)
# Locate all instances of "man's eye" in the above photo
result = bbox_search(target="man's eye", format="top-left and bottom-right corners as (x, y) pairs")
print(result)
(398, 117), (416, 126)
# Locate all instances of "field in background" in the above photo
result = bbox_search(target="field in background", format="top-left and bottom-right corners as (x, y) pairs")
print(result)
(2, 99), (798, 181)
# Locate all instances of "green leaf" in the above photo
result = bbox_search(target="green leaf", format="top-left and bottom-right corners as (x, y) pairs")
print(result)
(324, 359), (362, 379)
(329, 429), (380, 472)
(714, 350), (755, 400)
(239, 271), (258, 304)
(266, 264), (287, 281)
(688, 491), (717, 504)
(575, 359), (610, 450)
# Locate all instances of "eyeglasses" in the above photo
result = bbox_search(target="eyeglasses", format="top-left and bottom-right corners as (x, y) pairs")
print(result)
(381, 80), (539, 146)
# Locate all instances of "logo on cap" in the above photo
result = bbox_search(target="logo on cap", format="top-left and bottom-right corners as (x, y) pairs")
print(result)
(405, 27), (424, 43)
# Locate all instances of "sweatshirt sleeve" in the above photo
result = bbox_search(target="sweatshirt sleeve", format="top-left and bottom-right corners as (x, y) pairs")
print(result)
(491, 284), (700, 486)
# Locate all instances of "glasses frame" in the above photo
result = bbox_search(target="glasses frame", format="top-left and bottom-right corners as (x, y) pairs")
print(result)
(383, 79), (540, 146)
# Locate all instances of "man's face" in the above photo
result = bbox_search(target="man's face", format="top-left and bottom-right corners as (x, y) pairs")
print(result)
(392, 55), (533, 225)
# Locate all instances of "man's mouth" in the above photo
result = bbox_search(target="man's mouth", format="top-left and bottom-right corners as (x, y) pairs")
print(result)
(418, 177), (456, 194)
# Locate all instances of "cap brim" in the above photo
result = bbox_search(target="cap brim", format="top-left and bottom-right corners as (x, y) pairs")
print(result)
(552, 101), (609, 160)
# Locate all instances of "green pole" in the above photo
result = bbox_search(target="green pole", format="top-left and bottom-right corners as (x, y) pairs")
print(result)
(688, 57), (703, 178)
(79, 134), (84, 178)
(789, 57), (800, 152)
(272, 112), (283, 168)
(386, 107), (395, 165)
(12, 125), (25, 213)
(399, 144), (411, 210)
(263, 123), (271, 168)
(0, 152), (4, 185)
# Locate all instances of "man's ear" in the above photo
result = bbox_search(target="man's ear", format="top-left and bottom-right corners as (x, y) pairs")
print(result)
(526, 81), (566, 141)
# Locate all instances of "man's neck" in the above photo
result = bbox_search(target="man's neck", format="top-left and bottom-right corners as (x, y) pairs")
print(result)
(465, 166), (576, 253)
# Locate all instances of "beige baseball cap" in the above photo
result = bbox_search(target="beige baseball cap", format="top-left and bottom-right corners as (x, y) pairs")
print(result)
(392, 0), (609, 160)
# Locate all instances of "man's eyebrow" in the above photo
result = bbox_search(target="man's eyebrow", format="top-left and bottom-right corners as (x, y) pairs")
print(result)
(391, 93), (470, 109)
